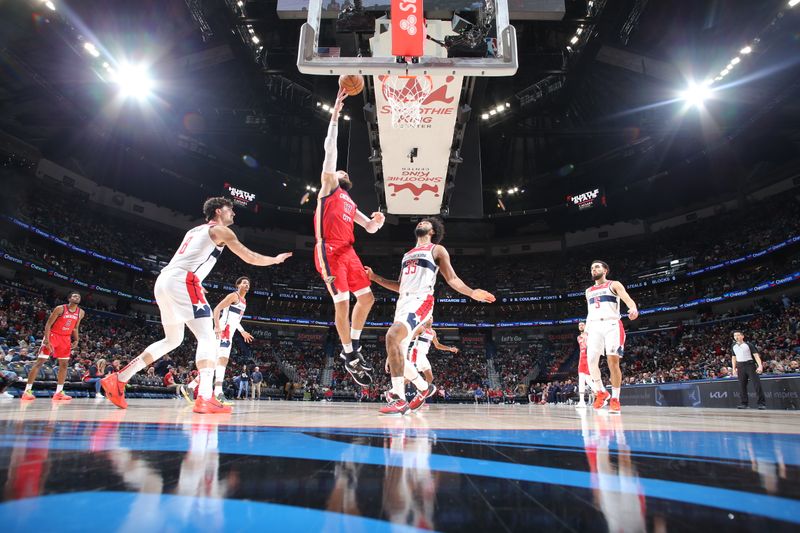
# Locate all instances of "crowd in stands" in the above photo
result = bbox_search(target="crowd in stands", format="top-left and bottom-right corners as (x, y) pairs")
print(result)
(3, 176), (800, 325)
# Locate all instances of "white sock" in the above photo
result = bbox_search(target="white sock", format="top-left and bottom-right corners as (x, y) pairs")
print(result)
(188, 378), (198, 390)
(391, 376), (405, 398)
(403, 362), (428, 392)
(25, 384), (32, 392)
(342, 342), (353, 354)
(350, 328), (362, 340)
(594, 379), (605, 394)
(214, 365), (226, 394)
(198, 368), (214, 400)
(612, 387), (620, 399)
(118, 357), (147, 382)
(56, 384), (63, 394)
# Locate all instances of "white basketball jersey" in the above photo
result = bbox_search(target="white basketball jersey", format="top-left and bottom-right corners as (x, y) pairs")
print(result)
(163, 222), (224, 282)
(585, 281), (621, 321)
(399, 244), (438, 295)
(414, 327), (435, 357)
(220, 294), (246, 331)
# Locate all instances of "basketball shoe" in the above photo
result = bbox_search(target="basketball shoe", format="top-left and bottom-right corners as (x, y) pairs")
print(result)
(408, 384), (437, 412)
(178, 384), (193, 404)
(340, 352), (372, 387)
(215, 392), (234, 406)
(193, 396), (232, 414)
(101, 373), (128, 409)
(609, 398), (621, 414)
(379, 392), (409, 415)
(592, 389), (610, 410)
(51, 391), (72, 402)
(20, 390), (35, 402)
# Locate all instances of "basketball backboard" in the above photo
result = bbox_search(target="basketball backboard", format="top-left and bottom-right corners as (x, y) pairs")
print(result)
(296, 0), (517, 76)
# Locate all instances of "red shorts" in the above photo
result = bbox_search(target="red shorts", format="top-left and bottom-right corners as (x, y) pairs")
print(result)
(578, 351), (589, 375)
(314, 240), (370, 298)
(39, 333), (72, 359)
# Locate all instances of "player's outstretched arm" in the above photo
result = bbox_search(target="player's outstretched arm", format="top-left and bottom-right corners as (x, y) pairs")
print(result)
(319, 88), (348, 197)
(433, 246), (496, 303)
(364, 266), (400, 293)
(611, 281), (638, 320)
(213, 292), (239, 336)
(355, 210), (385, 234)
(432, 331), (458, 353)
(210, 226), (292, 267)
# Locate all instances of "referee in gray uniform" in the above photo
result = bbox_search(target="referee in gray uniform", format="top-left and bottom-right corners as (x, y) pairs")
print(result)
(731, 331), (766, 409)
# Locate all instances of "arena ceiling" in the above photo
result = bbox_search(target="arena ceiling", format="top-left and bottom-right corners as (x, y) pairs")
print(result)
(0, 0), (798, 235)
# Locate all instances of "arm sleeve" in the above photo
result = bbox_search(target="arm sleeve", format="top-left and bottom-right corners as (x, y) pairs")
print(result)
(323, 122), (338, 174)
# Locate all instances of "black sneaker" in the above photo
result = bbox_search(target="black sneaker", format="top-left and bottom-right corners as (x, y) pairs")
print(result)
(340, 352), (373, 387)
(757, 405), (767, 410)
(737, 404), (748, 409)
(355, 346), (373, 372)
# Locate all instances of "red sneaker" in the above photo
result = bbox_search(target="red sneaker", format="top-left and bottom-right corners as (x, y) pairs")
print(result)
(609, 398), (621, 414)
(20, 390), (35, 402)
(51, 391), (73, 402)
(593, 390), (610, 410)
(408, 384), (437, 412)
(193, 396), (232, 414)
(101, 373), (128, 409)
(379, 393), (409, 416)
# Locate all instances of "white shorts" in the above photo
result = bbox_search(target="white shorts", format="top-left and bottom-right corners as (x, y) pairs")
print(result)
(393, 293), (434, 347)
(155, 269), (212, 326)
(409, 345), (432, 373)
(586, 319), (626, 358)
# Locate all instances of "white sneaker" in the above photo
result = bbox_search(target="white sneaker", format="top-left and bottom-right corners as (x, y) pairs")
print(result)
(1, 391), (13, 399)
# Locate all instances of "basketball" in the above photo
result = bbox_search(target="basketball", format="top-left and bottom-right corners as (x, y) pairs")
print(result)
(339, 74), (364, 96)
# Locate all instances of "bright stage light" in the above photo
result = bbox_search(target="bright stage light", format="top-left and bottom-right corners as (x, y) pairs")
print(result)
(730, 57), (741, 65)
(83, 42), (100, 58)
(740, 46), (752, 55)
(680, 83), (711, 108)
(113, 63), (153, 99)
(44, 1), (56, 11)
(789, 0), (799, 8)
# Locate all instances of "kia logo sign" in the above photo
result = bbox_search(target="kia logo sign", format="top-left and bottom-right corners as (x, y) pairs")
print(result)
(709, 391), (728, 399)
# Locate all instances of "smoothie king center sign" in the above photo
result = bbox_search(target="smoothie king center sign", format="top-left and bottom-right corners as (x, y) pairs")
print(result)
(375, 74), (463, 215)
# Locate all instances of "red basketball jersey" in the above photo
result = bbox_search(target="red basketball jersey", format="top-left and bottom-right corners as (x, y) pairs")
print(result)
(52, 305), (81, 336)
(314, 186), (357, 244)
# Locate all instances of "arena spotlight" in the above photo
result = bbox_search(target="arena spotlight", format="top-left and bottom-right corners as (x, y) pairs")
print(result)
(680, 82), (712, 108)
(790, 0), (799, 8)
(83, 42), (100, 58)
(740, 46), (752, 55)
(44, 1), (56, 10)
(113, 63), (153, 99)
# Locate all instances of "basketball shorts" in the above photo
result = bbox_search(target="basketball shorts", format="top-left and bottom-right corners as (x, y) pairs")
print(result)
(314, 241), (371, 301)
(409, 345), (432, 373)
(154, 268), (212, 326)
(394, 293), (434, 347)
(578, 352), (590, 375)
(586, 319), (626, 358)
(38, 333), (72, 359)
(217, 324), (234, 358)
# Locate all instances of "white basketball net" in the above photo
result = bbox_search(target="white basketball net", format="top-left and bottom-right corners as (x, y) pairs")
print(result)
(381, 75), (433, 129)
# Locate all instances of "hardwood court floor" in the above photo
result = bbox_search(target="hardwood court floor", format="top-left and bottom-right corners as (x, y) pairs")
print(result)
(0, 398), (798, 531)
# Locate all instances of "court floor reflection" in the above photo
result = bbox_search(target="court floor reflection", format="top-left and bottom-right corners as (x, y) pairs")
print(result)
(0, 401), (798, 532)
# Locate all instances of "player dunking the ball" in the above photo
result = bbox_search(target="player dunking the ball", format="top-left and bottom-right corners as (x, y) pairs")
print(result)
(575, 321), (590, 408)
(584, 260), (638, 414)
(102, 197), (291, 413)
(366, 218), (495, 415)
(21, 291), (85, 402)
(315, 87), (386, 386)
